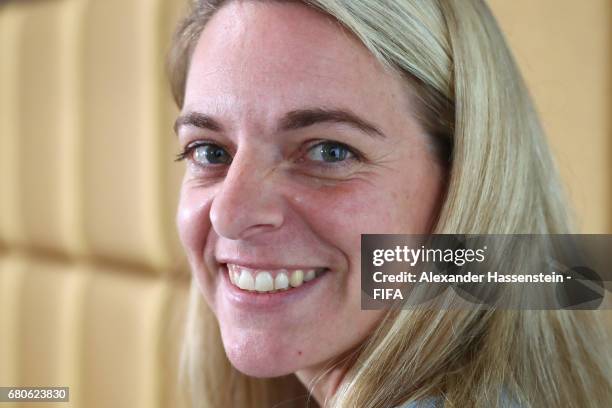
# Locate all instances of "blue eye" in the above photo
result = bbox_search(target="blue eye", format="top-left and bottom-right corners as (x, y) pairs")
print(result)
(307, 141), (354, 163)
(192, 144), (231, 165)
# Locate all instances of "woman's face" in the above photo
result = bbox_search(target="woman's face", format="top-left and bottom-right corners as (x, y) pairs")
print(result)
(176, 1), (445, 377)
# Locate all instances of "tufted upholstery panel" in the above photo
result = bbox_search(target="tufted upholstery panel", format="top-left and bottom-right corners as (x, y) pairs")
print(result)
(0, 0), (189, 407)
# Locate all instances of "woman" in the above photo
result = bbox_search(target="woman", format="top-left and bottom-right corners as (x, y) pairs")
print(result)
(168, 0), (611, 406)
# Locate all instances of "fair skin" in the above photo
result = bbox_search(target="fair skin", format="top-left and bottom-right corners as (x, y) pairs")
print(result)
(175, 1), (445, 405)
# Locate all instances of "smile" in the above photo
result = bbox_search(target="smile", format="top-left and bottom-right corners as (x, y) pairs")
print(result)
(227, 263), (328, 293)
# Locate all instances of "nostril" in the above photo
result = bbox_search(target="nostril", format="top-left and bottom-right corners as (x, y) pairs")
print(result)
(236, 223), (284, 240)
(209, 179), (285, 240)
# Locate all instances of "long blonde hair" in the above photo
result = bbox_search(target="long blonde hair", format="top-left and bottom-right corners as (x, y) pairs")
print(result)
(168, 1), (612, 406)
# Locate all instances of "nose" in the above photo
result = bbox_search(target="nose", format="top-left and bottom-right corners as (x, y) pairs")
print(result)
(209, 151), (285, 240)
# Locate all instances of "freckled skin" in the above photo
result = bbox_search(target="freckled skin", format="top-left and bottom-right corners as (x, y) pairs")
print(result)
(176, 0), (445, 393)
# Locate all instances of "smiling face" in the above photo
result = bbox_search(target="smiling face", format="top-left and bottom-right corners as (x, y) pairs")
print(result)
(176, 1), (445, 378)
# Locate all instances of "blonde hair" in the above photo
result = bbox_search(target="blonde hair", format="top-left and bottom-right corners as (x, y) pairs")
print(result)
(168, 0), (612, 407)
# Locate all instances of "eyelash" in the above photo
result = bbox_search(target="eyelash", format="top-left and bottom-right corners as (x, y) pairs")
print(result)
(174, 141), (214, 162)
(174, 140), (364, 168)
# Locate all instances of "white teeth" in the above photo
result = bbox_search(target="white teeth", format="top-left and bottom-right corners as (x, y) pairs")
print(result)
(254, 272), (274, 292)
(228, 265), (239, 285)
(274, 272), (289, 290)
(227, 265), (323, 292)
(304, 269), (316, 282)
(238, 270), (255, 291)
(289, 270), (304, 287)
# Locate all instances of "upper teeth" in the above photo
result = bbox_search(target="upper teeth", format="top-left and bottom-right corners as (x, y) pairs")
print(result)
(228, 264), (321, 293)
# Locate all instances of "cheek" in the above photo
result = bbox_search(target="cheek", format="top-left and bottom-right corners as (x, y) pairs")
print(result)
(176, 184), (215, 262)
(291, 174), (437, 250)
(291, 182), (373, 257)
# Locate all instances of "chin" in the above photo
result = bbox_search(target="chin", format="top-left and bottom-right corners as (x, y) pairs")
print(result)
(220, 328), (299, 378)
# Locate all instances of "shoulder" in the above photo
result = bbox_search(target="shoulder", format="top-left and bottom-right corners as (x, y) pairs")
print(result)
(397, 391), (521, 408)
(397, 397), (441, 408)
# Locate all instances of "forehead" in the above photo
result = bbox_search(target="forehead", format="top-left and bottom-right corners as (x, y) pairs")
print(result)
(183, 1), (412, 126)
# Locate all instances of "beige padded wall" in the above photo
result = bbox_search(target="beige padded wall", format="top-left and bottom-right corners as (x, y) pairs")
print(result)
(0, 2), (26, 249)
(0, 1), (610, 408)
(18, 1), (76, 254)
(489, 0), (612, 233)
(0, 0), (189, 407)
(0, 255), (25, 392)
(81, 0), (185, 270)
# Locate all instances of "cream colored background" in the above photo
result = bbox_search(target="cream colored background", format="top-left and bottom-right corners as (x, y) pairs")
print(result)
(489, 0), (611, 233)
(0, 1), (610, 407)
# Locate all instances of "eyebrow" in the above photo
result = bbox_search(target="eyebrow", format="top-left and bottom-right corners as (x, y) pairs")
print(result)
(173, 112), (223, 134)
(278, 108), (386, 138)
(174, 107), (386, 138)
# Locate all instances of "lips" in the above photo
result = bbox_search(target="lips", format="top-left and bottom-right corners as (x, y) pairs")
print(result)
(226, 263), (327, 293)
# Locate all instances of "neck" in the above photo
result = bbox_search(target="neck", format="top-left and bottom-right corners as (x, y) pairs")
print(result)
(295, 352), (357, 406)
